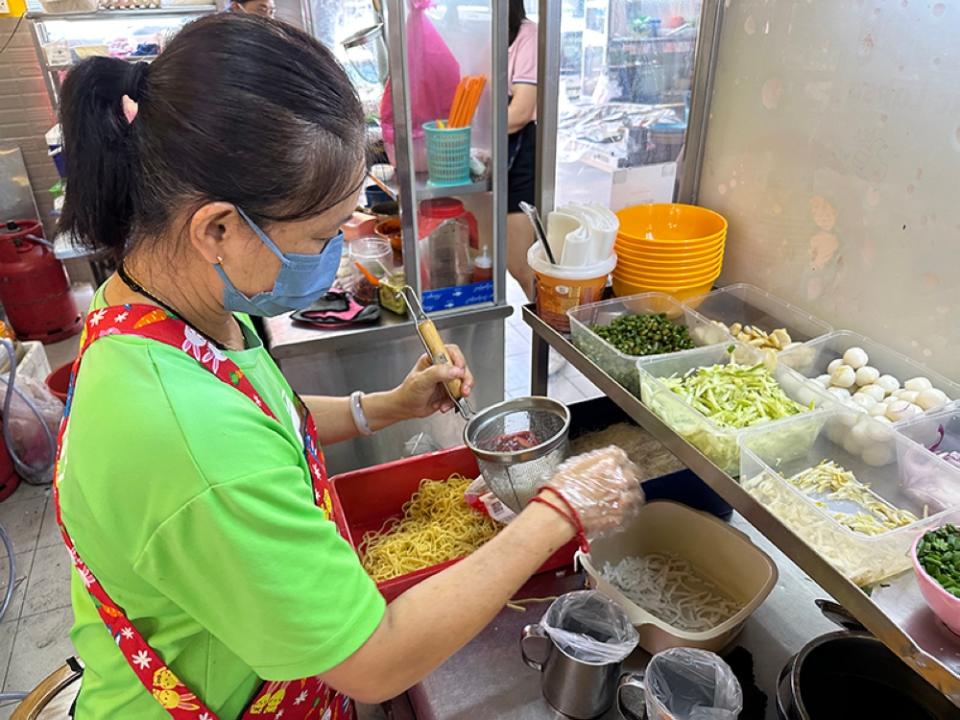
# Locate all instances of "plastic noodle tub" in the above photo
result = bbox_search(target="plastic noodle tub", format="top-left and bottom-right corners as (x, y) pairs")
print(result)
(637, 344), (833, 475)
(740, 409), (960, 587)
(568, 292), (732, 396)
(579, 501), (777, 654)
(683, 284), (833, 362)
(329, 445), (576, 602)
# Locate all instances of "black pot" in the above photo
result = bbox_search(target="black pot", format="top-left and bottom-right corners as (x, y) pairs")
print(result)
(777, 610), (958, 720)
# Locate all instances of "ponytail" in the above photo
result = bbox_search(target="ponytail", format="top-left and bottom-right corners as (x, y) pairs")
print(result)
(58, 58), (150, 257)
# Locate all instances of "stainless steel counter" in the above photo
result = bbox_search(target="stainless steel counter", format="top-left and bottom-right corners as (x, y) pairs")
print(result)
(264, 303), (513, 360)
(393, 515), (837, 720)
(263, 304), (513, 474)
(523, 304), (960, 705)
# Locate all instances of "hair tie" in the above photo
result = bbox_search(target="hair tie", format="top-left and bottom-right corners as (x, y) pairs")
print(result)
(121, 62), (151, 125)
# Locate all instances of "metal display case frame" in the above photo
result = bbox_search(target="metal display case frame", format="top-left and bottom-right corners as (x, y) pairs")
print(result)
(27, 5), (219, 112)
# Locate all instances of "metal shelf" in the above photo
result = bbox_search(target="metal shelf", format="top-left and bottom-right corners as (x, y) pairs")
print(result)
(383, 173), (490, 203)
(28, 6), (215, 20)
(522, 304), (960, 706)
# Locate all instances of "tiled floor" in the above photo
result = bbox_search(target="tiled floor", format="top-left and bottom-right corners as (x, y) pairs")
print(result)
(0, 279), (595, 714)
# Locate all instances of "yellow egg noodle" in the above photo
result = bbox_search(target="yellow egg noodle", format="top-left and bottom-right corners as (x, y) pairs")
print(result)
(359, 474), (500, 582)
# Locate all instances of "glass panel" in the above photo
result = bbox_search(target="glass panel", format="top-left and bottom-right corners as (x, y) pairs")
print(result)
(535, 0), (704, 210)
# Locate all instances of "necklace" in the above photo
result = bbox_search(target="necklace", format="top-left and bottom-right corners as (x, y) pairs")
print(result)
(117, 261), (238, 351)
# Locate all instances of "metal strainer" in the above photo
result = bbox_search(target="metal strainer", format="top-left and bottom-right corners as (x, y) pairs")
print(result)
(463, 396), (571, 513)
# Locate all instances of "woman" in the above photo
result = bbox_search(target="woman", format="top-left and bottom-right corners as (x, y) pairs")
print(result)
(230, 0), (275, 18)
(505, 0), (538, 301)
(56, 15), (640, 720)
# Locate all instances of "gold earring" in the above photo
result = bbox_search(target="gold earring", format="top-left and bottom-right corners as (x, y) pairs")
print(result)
(216, 256), (224, 264)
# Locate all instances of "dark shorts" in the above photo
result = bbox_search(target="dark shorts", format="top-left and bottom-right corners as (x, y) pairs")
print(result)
(507, 121), (537, 213)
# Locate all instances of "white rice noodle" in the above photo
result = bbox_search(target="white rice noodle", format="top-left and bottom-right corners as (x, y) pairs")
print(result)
(601, 554), (741, 632)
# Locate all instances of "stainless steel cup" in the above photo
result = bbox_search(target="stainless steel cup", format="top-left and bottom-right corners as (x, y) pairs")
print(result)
(521, 624), (624, 719)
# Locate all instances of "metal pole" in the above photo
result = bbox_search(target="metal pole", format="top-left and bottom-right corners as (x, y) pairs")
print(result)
(676, 0), (725, 205)
(383, 0), (421, 298)
(535, 0), (561, 215)
(491, 0), (508, 305)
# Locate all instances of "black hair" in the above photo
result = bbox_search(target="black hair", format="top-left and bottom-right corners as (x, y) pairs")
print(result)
(509, 0), (527, 47)
(57, 14), (365, 259)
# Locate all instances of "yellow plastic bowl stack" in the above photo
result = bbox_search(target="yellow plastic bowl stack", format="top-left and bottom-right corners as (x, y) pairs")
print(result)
(613, 204), (727, 301)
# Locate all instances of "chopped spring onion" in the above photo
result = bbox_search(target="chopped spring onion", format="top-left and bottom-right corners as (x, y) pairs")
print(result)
(601, 554), (741, 632)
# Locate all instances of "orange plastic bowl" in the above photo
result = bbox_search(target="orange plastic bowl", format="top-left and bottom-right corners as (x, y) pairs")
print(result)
(614, 250), (725, 273)
(611, 276), (718, 303)
(615, 233), (726, 255)
(614, 260), (723, 285)
(614, 240), (725, 264)
(617, 203), (728, 243)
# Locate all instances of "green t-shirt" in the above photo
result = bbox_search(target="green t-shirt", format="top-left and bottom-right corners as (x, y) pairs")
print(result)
(60, 289), (385, 719)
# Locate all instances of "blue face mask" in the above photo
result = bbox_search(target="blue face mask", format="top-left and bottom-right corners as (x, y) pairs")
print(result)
(214, 207), (344, 317)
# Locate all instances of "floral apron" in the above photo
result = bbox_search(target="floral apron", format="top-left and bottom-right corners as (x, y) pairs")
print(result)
(54, 304), (353, 720)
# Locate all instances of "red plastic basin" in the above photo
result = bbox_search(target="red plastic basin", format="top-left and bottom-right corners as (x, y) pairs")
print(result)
(329, 445), (575, 602)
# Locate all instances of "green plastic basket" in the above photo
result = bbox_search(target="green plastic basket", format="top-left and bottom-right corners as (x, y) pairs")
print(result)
(423, 121), (472, 186)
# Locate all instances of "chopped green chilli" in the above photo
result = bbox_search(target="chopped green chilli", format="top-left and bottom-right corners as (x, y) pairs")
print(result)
(593, 313), (695, 357)
(662, 363), (810, 430)
(917, 524), (960, 598)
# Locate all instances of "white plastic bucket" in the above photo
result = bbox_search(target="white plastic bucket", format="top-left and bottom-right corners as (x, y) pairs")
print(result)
(528, 244), (617, 333)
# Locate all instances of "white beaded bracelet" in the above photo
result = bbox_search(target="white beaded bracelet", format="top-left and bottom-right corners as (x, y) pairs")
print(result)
(350, 391), (374, 437)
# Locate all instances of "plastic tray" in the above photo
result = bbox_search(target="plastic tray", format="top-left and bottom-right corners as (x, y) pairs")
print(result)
(329, 445), (576, 602)
(779, 330), (960, 401)
(579, 501), (777, 654)
(568, 292), (730, 396)
(740, 408), (960, 587)
(683, 284), (833, 365)
(637, 344), (833, 476)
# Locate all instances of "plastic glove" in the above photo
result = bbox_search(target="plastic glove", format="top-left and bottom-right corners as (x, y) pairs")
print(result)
(541, 446), (644, 541)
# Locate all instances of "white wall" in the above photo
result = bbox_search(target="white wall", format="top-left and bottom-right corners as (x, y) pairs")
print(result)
(700, 0), (960, 378)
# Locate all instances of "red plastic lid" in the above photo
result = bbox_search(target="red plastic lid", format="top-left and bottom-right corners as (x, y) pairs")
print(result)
(419, 198), (465, 219)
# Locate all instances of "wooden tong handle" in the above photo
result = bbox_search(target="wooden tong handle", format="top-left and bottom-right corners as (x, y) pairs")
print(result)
(417, 318), (463, 400)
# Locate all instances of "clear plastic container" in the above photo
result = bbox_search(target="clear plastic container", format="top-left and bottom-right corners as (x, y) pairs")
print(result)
(637, 344), (833, 476)
(684, 284), (833, 365)
(779, 330), (960, 401)
(740, 408), (960, 587)
(893, 402), (960, 514)
(568, 293), (731, 396)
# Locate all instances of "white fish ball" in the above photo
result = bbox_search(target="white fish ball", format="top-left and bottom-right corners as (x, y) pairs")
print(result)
(876, 375), (900, 395)
(905, 377), (933, 392)
(827, 358), (844, 374)
(843, 347), (869, 369)
(831, 365), (857, 388)
(856, 385), (886, 402)
(855, 366), (880, 386)
(916, 388), (949, 411)
(868, 402), (889, 417)
(862, 442), (896, 467)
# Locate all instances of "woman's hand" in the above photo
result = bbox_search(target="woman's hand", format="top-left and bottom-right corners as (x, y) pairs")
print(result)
(541, 446), (644, 539)
(389, 344), (475, 420)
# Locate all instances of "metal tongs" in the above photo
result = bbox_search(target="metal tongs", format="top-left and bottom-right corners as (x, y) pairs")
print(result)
(400, 286), (474, 419)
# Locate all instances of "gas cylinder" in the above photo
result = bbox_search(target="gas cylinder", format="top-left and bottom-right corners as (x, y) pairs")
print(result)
(0, 425), (18, 502)
(0, 220), (81, 343)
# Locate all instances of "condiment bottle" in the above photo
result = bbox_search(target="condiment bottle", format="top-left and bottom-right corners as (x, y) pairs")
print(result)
(472, 247), (493, 283)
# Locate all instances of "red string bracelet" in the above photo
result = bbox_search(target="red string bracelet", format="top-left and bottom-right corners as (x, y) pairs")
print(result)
(534, 486), (590, 553)
(529, 496), (581, 539)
